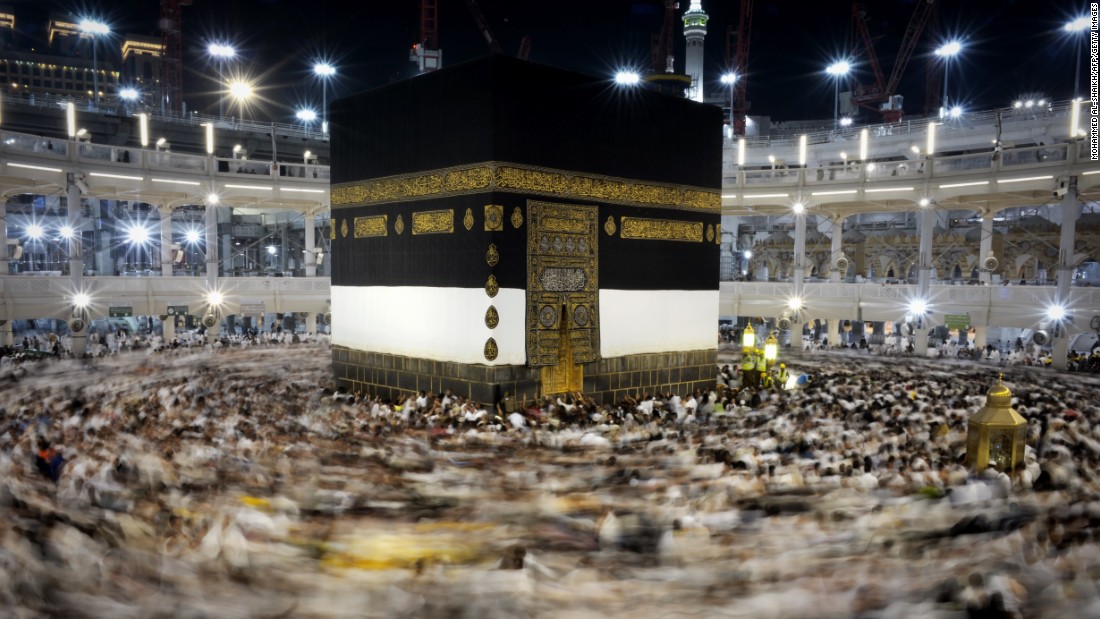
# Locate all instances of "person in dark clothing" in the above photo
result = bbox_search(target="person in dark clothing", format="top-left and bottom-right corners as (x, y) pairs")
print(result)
(34, 438), (64, 483)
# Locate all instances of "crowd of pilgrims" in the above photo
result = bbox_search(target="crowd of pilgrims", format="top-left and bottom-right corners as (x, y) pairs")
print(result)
(1, 343), (1099, 617)
(792, 333), (1100, 372)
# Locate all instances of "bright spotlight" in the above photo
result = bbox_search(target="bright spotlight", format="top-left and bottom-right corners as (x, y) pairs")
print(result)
(825, 60), (851, 76)
(614, 71), (640, 85)
(58, 225), (75, 239)
(313, 62), (336, 77)
(228, 80), (253, 101)
(1013, 101), (1022, 108)
(743, 250), (753, 259)
(720, 72), (737, 85)
(919, 197), (931, 207)
(208, 43), (237, 59)
(792, 202), (805, 214)
(119, 88), (139, 101)
(911, 145), (920, 154)
(909, 299), (928, 315)
(950, 106), (963, 118)
(266, 245), (277, 255)
(839, 117), (853, 127)
(26, 223), (44, 239)
(207, 291), (224, 307)
(184, 229), (201, 244)
(1025, 100), (1034, 108)
(1046, 305), (1066, 321)
(73, 292), (91, 309)
(206, 193), (219, 205)
(934, 41), (962, 57)
(78, 19), (109, 35)
(1065, 16), (1091, 32)
(787, 297), (803, 311)
(296, 108), (317, 122)
(125, 225), (150, 244)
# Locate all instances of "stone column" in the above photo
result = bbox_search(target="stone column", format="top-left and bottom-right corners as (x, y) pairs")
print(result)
(0, 199), (8, 274)
(67, 175), (87, 357)
(159, 206), (174, 278)
(280, 231), (289, 273)
(305, 312), (317, 336)
(162, 314), (176, 344)
(829, 215), (844, 283)
(974, 325), (987, 351)
(827, 318), (841, 349)
(304, 212), (317, 277)
(978, 210), (994, 285)
(1053, 178), (1080, 370)
(205, 200), (221, 342)
(0, 319), (11, 347)
(914, 207), (935, 356)
(793, 211), (807, 295)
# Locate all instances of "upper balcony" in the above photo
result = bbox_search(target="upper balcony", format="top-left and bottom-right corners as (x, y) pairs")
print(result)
(0, 127), (330, 212)
(721, 101), (1098, 216)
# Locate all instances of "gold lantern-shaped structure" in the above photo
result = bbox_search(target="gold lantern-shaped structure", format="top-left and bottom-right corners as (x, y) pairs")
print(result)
(966, 376), (1027, 473)
(742, 323), (755, 352)
(763, 331), (778, 366)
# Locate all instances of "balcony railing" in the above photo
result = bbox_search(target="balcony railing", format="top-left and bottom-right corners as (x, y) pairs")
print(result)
(728, 100), (1075, 148)
(723, 140), (1087, 191)
(0, 91), (327, 142)
(0, 127), (330, 184)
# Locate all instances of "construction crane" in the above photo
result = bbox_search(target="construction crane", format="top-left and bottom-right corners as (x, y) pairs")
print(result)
(410, 0), (442, 73)
(517, 35), (532, 61)
(850, 0), (937, 122)
(731, 0), (753, 135)
(923, 1), (942, 115)
(462, 0), (532, 59)
(159, 0), (192, 113)
(464, 0), (503, 54)
(412, 0), (531, 73)
(651, 1), (678, 74)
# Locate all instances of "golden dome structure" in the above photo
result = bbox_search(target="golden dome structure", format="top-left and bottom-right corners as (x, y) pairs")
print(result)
(966, 374), (1027, 473)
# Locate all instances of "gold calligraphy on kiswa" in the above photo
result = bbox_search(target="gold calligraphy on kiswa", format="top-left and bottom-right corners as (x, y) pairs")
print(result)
(411, 209), (454, 235)
(620, 217), (704, 242)
(445, 167), (493, 192)
(331, 162), (720, 212)
(496, 166), (571, 194)
(540, 217), (588, 234)
(354, 215), (387, 238)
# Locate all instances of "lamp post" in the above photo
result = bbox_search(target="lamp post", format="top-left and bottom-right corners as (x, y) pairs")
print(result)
(207, 43), (237, 118)
(721, 72), (737, 135)
(1065, 16), (1090, 100)
(119, 87), (138, 108)
(228, 80), (253, 122)
(79, 19), (109, 108)
(825, 60), (851, 131)
(614, 70), (641, 86)
(764, 331), (778, 366)
(934, 41), (962, 116)
(313, 62), (335, 134)
(296, 108), (317, 137)
(741, 322), (755, 353)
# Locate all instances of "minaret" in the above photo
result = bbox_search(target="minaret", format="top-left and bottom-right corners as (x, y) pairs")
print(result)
(682, 0), (708, 102)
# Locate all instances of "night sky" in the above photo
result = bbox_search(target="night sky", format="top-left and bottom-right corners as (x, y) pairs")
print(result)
(9, 0), (1089, 123)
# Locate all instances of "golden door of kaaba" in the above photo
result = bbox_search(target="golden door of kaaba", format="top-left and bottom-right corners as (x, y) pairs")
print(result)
(526, 201), (599, 396)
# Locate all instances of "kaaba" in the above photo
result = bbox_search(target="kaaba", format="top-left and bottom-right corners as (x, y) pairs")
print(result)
(329, 55), (721, 405)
